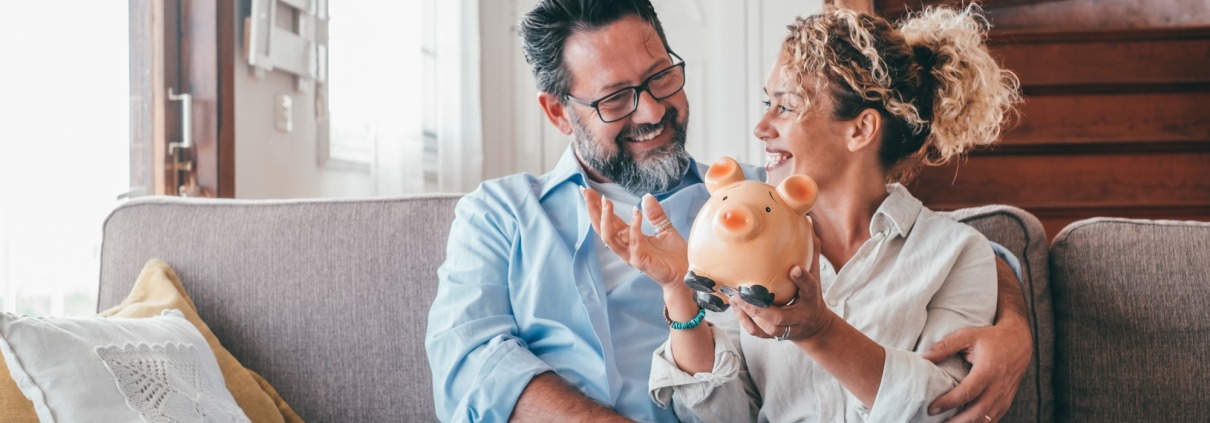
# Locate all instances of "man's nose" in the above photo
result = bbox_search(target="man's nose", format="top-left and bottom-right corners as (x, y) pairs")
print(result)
(630, 89), (667, 124)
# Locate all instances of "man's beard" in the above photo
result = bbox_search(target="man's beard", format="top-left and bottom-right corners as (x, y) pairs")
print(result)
(570, 107), (691, 196)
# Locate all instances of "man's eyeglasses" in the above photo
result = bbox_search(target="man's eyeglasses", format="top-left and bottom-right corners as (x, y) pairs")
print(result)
(564, 52), (686, 123)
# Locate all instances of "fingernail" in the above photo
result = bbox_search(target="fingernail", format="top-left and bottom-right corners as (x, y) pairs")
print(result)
(791, 266), (802, 278)
(928, 408), (939, 416)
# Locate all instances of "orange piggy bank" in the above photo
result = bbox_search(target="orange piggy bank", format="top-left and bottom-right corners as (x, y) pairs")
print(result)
(684, 156), (817, 311)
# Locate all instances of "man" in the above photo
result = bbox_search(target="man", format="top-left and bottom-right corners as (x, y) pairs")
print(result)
(426, 1), (1032, 421)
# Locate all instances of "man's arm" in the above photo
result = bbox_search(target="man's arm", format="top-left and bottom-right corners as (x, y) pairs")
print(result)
(510, 372), (631, 423)
(923, 257), (1033, 422)
(428, 192), (566, 421)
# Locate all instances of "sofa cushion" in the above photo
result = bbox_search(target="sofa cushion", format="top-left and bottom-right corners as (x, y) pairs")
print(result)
(0, 309), (247, 422)
(98, 195), (462, 422)
(100, 259), (301, 423)
(1050, 218), (1210, 422)
(944, 205), (1052, 423)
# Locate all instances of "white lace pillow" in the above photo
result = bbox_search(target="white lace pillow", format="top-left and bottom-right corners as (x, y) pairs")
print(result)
(0, 309), (250, 423)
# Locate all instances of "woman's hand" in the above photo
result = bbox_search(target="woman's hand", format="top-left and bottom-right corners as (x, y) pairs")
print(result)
(732, 230), (833, 342)
(581, 187), (689, 288)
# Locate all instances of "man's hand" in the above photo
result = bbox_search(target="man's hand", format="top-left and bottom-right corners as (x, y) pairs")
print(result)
(923, 258), (1032, 422)
(582, 187), (689, 288)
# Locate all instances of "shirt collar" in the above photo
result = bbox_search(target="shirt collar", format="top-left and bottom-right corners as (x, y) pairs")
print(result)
(870, 183), (922, 238)
(539, 146), (704, 200)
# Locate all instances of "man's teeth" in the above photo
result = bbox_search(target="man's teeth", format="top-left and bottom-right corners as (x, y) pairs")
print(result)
(765, 152), (789, 166)
(630, 126), (664, 142)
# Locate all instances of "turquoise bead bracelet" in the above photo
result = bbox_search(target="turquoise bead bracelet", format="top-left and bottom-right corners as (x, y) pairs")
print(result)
(664, 306), (706, 330)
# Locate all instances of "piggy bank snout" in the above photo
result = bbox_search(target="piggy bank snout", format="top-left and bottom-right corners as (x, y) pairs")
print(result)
(712, 205), (761, 241)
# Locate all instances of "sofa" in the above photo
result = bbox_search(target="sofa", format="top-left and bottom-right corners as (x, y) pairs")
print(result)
(94, 195), (1210, 422)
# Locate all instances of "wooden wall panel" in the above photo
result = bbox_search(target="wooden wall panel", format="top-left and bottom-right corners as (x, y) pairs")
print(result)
(910, 152), (1210, 239)
(908, 26), (1210, 241)
(991, 28), (1210, 91)
(911, 153), (1210, 209)
(874, 0), (1062, 18)
(1005, 92), (1210, 147)
(986, 0), (1210, 31)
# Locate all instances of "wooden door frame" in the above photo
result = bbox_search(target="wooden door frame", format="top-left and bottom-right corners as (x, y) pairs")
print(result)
(130, 0), (235, 198)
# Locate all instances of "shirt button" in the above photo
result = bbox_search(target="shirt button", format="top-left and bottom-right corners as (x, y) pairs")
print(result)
(827, 299), (838, 307)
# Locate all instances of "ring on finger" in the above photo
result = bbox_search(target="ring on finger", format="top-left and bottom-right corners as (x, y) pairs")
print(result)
(652, 219), (674, 236)
(774, 326), (793, 343)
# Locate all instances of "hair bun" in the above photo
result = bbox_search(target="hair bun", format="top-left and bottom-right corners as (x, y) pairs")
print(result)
(912, 44), (937, 73)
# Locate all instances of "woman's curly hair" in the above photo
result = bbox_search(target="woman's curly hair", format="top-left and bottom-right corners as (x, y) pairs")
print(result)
(781, 5), (1021, 182)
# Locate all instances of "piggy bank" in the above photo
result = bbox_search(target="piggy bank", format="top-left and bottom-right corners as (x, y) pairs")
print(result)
(684, 156), (817, 311)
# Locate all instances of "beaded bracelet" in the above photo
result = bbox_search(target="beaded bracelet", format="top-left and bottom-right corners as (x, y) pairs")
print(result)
(663, 306), (706, 330)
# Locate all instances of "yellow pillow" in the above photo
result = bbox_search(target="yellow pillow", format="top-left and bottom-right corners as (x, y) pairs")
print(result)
(0, 356), (36, 423)
(100, 259), (302, 423)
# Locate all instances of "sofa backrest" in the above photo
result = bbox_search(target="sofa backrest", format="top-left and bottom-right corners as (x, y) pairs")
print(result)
(944, 205), (1053, 423)
(99, 195), (462, 423)
(98, 196), (1054, 422)
(1049, 218), (1210, 422)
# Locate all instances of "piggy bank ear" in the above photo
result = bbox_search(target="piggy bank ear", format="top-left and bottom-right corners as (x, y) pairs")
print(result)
(777, 174), (818, 215)
(704, 156), (745, 194)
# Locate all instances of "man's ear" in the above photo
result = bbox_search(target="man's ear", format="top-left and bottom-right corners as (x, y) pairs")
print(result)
(846, 108), (881, 153)
(538, 92), (574, 135)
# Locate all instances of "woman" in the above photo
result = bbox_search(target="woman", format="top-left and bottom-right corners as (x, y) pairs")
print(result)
(583, 5), (1020, 422)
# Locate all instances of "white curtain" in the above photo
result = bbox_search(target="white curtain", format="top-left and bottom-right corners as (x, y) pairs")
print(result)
(435, 0), (484, 193)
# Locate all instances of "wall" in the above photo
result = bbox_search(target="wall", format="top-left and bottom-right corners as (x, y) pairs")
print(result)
(232, 0), (379, 199)
(230, 0), (823, 198)
(494, 0), (825, 181)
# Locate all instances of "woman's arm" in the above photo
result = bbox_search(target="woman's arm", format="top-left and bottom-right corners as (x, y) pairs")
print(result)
(732, 230), (998, 418)
(582, 189), (716, 372)
(584, 188), (758, 421)
(731, 264), (886, 407)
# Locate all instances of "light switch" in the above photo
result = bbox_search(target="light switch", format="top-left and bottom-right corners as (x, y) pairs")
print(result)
(276, 94), (293, 133)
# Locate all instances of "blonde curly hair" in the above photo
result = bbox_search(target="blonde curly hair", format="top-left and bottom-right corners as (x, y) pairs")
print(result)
(781, 5), (1021, 182)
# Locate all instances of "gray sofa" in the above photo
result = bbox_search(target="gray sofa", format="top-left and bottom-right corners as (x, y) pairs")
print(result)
(97, 195), (1210, 422)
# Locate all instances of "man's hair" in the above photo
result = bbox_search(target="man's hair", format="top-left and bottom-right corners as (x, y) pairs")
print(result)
(518, 0), (672, 98)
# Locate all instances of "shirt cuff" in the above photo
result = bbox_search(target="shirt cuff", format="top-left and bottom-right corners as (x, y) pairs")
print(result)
(648, 323), (743, 408)
(866, 347), (960, 422)
(457, 340), (555, 422)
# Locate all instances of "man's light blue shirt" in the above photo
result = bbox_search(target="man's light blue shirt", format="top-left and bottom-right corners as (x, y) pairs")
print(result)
(425, 148), (763, 422)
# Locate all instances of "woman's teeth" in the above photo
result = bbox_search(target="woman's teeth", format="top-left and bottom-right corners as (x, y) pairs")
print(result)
(765, 152), (789, 167)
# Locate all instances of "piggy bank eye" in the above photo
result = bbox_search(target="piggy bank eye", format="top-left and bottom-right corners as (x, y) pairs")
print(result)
(765, 207), (772, 213)
(722, 196), (728, 201)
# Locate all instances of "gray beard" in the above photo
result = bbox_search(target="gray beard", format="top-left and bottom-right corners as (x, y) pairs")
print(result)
(570, 108), (691, 196)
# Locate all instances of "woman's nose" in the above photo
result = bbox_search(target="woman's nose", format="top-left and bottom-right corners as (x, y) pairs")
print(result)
(753, 112), (776, 141)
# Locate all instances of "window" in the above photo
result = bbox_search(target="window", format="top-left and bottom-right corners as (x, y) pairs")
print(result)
(0, 3), (129, 316)
(324, 0), (433, 194)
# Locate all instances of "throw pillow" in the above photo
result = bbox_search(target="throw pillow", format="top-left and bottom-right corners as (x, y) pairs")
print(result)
(100, 259), (302, 423)
(0, 309), (249, 422)
(0, 351), (40, 423)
